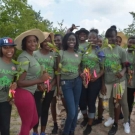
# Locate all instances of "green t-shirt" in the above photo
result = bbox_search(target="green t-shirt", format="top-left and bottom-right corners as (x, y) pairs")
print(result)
(17, 51), (41, 94)
(0, 58), (16, 102)
(103, 46), (127, 84)
(34, 50), (56, 90)
(82, 49), (101, 74)
(78, 42), (89, 54)
(127, 51), (135, 88)
(59, 50), (82, 80)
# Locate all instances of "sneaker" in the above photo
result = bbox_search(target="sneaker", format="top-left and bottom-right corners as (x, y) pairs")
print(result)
(123, 122), (130, 134)
(108, 124), (118, 135)
(77, 111), (83, 120)
(52, 123), (58, 134)
(40, 132), (46, 135)
(83, 124), (92, 135)
(92, 118), (102, 126)
(80, 118), (88, 127)
(32, 133), (38, 135)
(104, 117), (114, 127)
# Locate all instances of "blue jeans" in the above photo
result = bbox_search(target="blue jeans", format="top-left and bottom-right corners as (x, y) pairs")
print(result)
(61, 76), (82, 134)
(0, 101), (12, 135)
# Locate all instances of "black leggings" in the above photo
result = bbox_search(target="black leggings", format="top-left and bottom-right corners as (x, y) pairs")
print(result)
(34, 90), (54, 128)
(127, 87), (135, 113)
(79, 78), (102, 118)
(0, 101), (12, 135)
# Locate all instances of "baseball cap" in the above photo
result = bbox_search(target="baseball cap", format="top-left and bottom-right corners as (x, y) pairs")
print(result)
(0, 37), (16, 47)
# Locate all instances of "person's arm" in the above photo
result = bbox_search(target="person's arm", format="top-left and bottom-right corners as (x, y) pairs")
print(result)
(100, 74), (106, 95)
(17, 72), (49, 87)
(56, 55), (61, 91)
(66, 24), (79, 34)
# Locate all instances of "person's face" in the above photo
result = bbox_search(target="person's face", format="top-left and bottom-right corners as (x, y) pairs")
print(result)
(107, 31), (117, 44)
(42, 36), (52, 50)
(97, 38), (103, 47)
(67, 35), (76, 48)
(78, 32), (87, 41)
(26, 36), (38, 52)
(128, 39), (135, 48)
(2, 46), (15, 58)
(116, 36), (122, 46)
(54, 36), (62, 49)
(88, 33), (97, 45)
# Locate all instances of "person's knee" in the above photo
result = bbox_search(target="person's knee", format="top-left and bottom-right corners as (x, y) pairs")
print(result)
(68, 110), (76, 120)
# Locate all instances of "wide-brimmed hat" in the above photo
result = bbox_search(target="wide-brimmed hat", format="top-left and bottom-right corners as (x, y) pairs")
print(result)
(0, 37), (16, 47)
(75, 28), (89, 35)
(117, 32), (127, 46)
(14, 29), (45, 50)
(42, 32), (54, 42)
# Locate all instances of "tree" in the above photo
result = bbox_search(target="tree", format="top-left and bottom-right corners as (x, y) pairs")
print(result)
(124, 12), (135, 37)
(0, 0), (54, 38)
(53, 20), (67, 36)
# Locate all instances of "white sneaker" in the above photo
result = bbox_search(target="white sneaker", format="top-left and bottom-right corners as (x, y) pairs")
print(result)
(104, 117), (114, 127)
(123, 122), (130, 134)
(77, 111), (83, 120)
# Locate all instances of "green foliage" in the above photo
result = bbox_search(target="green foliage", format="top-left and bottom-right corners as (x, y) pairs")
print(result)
(53, 20), (67, 36)
(0, 0), (55, 38)
(124, 12), (135, 37)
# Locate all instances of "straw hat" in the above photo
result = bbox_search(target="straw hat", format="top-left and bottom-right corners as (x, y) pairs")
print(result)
(117, 32), (127, 46)
(42, 32), (54, 42)
(14, 29), (45, 50)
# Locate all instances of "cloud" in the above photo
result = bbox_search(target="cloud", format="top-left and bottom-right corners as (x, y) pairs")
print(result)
(79, 17), (111, 33)
(43, 11), (54, 20)
(28, 0), (54, 7)
(78, 0), (135, 16)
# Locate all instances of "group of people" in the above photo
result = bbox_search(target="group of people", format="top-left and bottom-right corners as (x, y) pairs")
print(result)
(0, 24), (135, 135)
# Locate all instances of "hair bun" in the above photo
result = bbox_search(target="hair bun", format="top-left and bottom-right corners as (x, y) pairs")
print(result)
(110, 25), (117, 30)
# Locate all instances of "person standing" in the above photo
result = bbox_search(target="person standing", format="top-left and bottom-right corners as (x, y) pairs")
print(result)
(14, 29), (50, 135)
(0, 37), (17, 135)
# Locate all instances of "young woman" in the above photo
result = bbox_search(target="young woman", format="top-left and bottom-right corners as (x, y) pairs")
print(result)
(14, 29), (50, 135)
(126, 36), (135, 122)
(33, 32), (56, 135)
(92, 35), (104, 125)
(75, 28), (89, 54)
(57, 32), (82, 135)
(100, 26), (130, 135)
(79, 29), (104, 135)
(0, 37), (17, 135)
(51, 33), (67, 134)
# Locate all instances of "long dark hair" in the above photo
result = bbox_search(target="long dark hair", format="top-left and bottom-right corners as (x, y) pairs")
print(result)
(62, 32), (79, 51)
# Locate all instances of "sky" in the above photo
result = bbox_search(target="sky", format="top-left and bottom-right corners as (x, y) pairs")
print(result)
(28, 0), (135, 34)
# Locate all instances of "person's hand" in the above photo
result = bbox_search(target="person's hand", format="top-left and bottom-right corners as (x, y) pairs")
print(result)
(37, 83), (47, 92)
(40, 72), (50, 82)
(91, 74), (99, 82)
(100, 85), (107, 95)
(115, 71), (124, 79)
(80, 73), (85, 79)
(128, 69), (134, 75)
(70, 24), (80, 31)
(10, 82), (17, 90)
